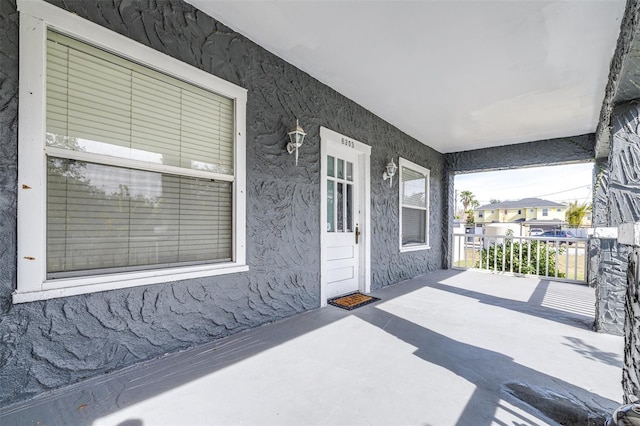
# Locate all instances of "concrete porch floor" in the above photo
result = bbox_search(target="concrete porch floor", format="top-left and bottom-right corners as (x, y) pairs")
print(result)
(1, 269), (624, 426)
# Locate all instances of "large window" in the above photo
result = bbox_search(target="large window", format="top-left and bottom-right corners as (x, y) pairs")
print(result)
(16, 0), (247, 302)
(399, 158), (430, 251)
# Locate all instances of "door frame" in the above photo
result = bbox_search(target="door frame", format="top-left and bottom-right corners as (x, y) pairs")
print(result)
(320, 126), (371, 307)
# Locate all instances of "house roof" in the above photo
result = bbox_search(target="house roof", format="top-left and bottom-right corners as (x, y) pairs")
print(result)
(186, 0), (625, 154)
(476, 198), (565, 210)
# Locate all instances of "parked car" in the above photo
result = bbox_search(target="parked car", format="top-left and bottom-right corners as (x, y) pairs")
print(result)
(540, 230), (575, 238)
(540, 229), (577, 244)
(529, 228), (544, 236)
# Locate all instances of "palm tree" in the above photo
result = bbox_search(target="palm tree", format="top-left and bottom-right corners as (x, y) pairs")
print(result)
(565, 201), (590, 227)
(460, 190), (478, 224)
(460, 190), (477, 212)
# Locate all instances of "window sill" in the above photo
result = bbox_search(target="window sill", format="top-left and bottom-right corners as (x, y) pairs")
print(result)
(400, 245), (431, 253)
(13, 264), (249, 303)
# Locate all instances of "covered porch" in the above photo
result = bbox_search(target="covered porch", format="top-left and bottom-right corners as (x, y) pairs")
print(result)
(1, 270), (622, 425)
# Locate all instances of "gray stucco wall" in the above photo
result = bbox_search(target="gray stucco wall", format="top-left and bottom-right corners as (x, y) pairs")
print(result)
(0, 0), (445, 405)
(444, 133), (595, 174)
(591, 101), (640, 336)
(591, 162), (622, 335)
(624, 246), (640, 402)
(608, 103), (640, 225)
(591, 158), (627, 335)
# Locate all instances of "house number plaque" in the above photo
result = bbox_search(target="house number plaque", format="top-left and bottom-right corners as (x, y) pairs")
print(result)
(341, 137), (355, 148)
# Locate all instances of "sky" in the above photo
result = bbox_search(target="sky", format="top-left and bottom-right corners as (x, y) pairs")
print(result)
(454, 162), (594, 209)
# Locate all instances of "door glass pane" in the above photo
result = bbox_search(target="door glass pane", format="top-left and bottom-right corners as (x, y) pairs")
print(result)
(346, 183), (353, 232)
(337, 182), (344, 232)
(327, 155), (335, 177)
(337, 159), (344, 179)
(327, 180), (335, 232)
(346, 162), (353, 182)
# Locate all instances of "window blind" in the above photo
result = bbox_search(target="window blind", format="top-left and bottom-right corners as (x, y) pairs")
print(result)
(45, 31), (235, 278)
(47, 159), (232, 277)
(46, 31), (234, 174)
(401, 208), (426, 245)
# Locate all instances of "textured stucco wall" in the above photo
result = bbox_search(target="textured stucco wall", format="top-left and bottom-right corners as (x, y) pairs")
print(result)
(444, 133), (595, 174)
(608, 103), (640, 224)
(0, 0), (445, 405)
(591, 158), (627, 335)
(624, 247), (640, 402)
(591, 102), (640, 336)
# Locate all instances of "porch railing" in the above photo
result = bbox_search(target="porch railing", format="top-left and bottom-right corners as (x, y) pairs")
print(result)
(452, 232), (588, 284)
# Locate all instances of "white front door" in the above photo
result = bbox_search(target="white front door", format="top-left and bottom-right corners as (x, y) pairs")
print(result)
(320, 127), (371, 304)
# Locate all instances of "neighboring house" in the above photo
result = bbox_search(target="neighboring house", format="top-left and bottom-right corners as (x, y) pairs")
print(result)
(473, 198), (567, 229)
(1, 0), (640, 410)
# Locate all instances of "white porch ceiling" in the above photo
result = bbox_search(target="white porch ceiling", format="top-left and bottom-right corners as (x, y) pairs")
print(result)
(187, 0), (626, 154)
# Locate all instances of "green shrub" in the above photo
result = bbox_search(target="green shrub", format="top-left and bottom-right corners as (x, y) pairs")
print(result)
(476, 239), (565, 278)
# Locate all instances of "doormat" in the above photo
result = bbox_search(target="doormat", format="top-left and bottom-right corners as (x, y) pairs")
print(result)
(328, 292), (380, 310)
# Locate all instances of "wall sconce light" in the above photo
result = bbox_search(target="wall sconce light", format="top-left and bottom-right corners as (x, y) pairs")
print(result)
(286, 119), (307, 166)
(383, 158), (397, 187)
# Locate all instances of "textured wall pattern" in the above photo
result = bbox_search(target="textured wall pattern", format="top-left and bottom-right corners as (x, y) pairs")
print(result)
(624, 247), (640, 402)
(0, 0), (445, 405)
(593, 240), (627, 335)
(591, 102), (640, 335)
(444, 134), (595, 174)
(590, 158), (626, 335)
(610, 103), (640, 224)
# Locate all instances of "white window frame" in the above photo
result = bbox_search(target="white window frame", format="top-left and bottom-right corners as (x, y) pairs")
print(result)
(15, 0), (248, 303)
(398, 158), (430, 252)
(542, 208), (549, 217)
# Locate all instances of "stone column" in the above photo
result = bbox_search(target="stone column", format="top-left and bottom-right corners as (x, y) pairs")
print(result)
(620, 223), (640, 402)
(443, 166), (456, 269)
(591, 159), (627, 335)
(592, 102), (640, 335)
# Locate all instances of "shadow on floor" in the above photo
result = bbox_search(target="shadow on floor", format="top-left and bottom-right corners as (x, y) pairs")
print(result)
(563, 336), (623, 368)
(0, 270), (619, 426)
(423, 279), (595, 330)
(353, 305), (618, 425)
(0, 307), (354, 426)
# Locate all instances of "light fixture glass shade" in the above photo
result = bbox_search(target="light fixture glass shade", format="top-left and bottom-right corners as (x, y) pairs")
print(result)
(383, 158), (397, 187)
(386, 160), (397, 176)
(287, 119), (306, 165)
(288, 120), (306, 147)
